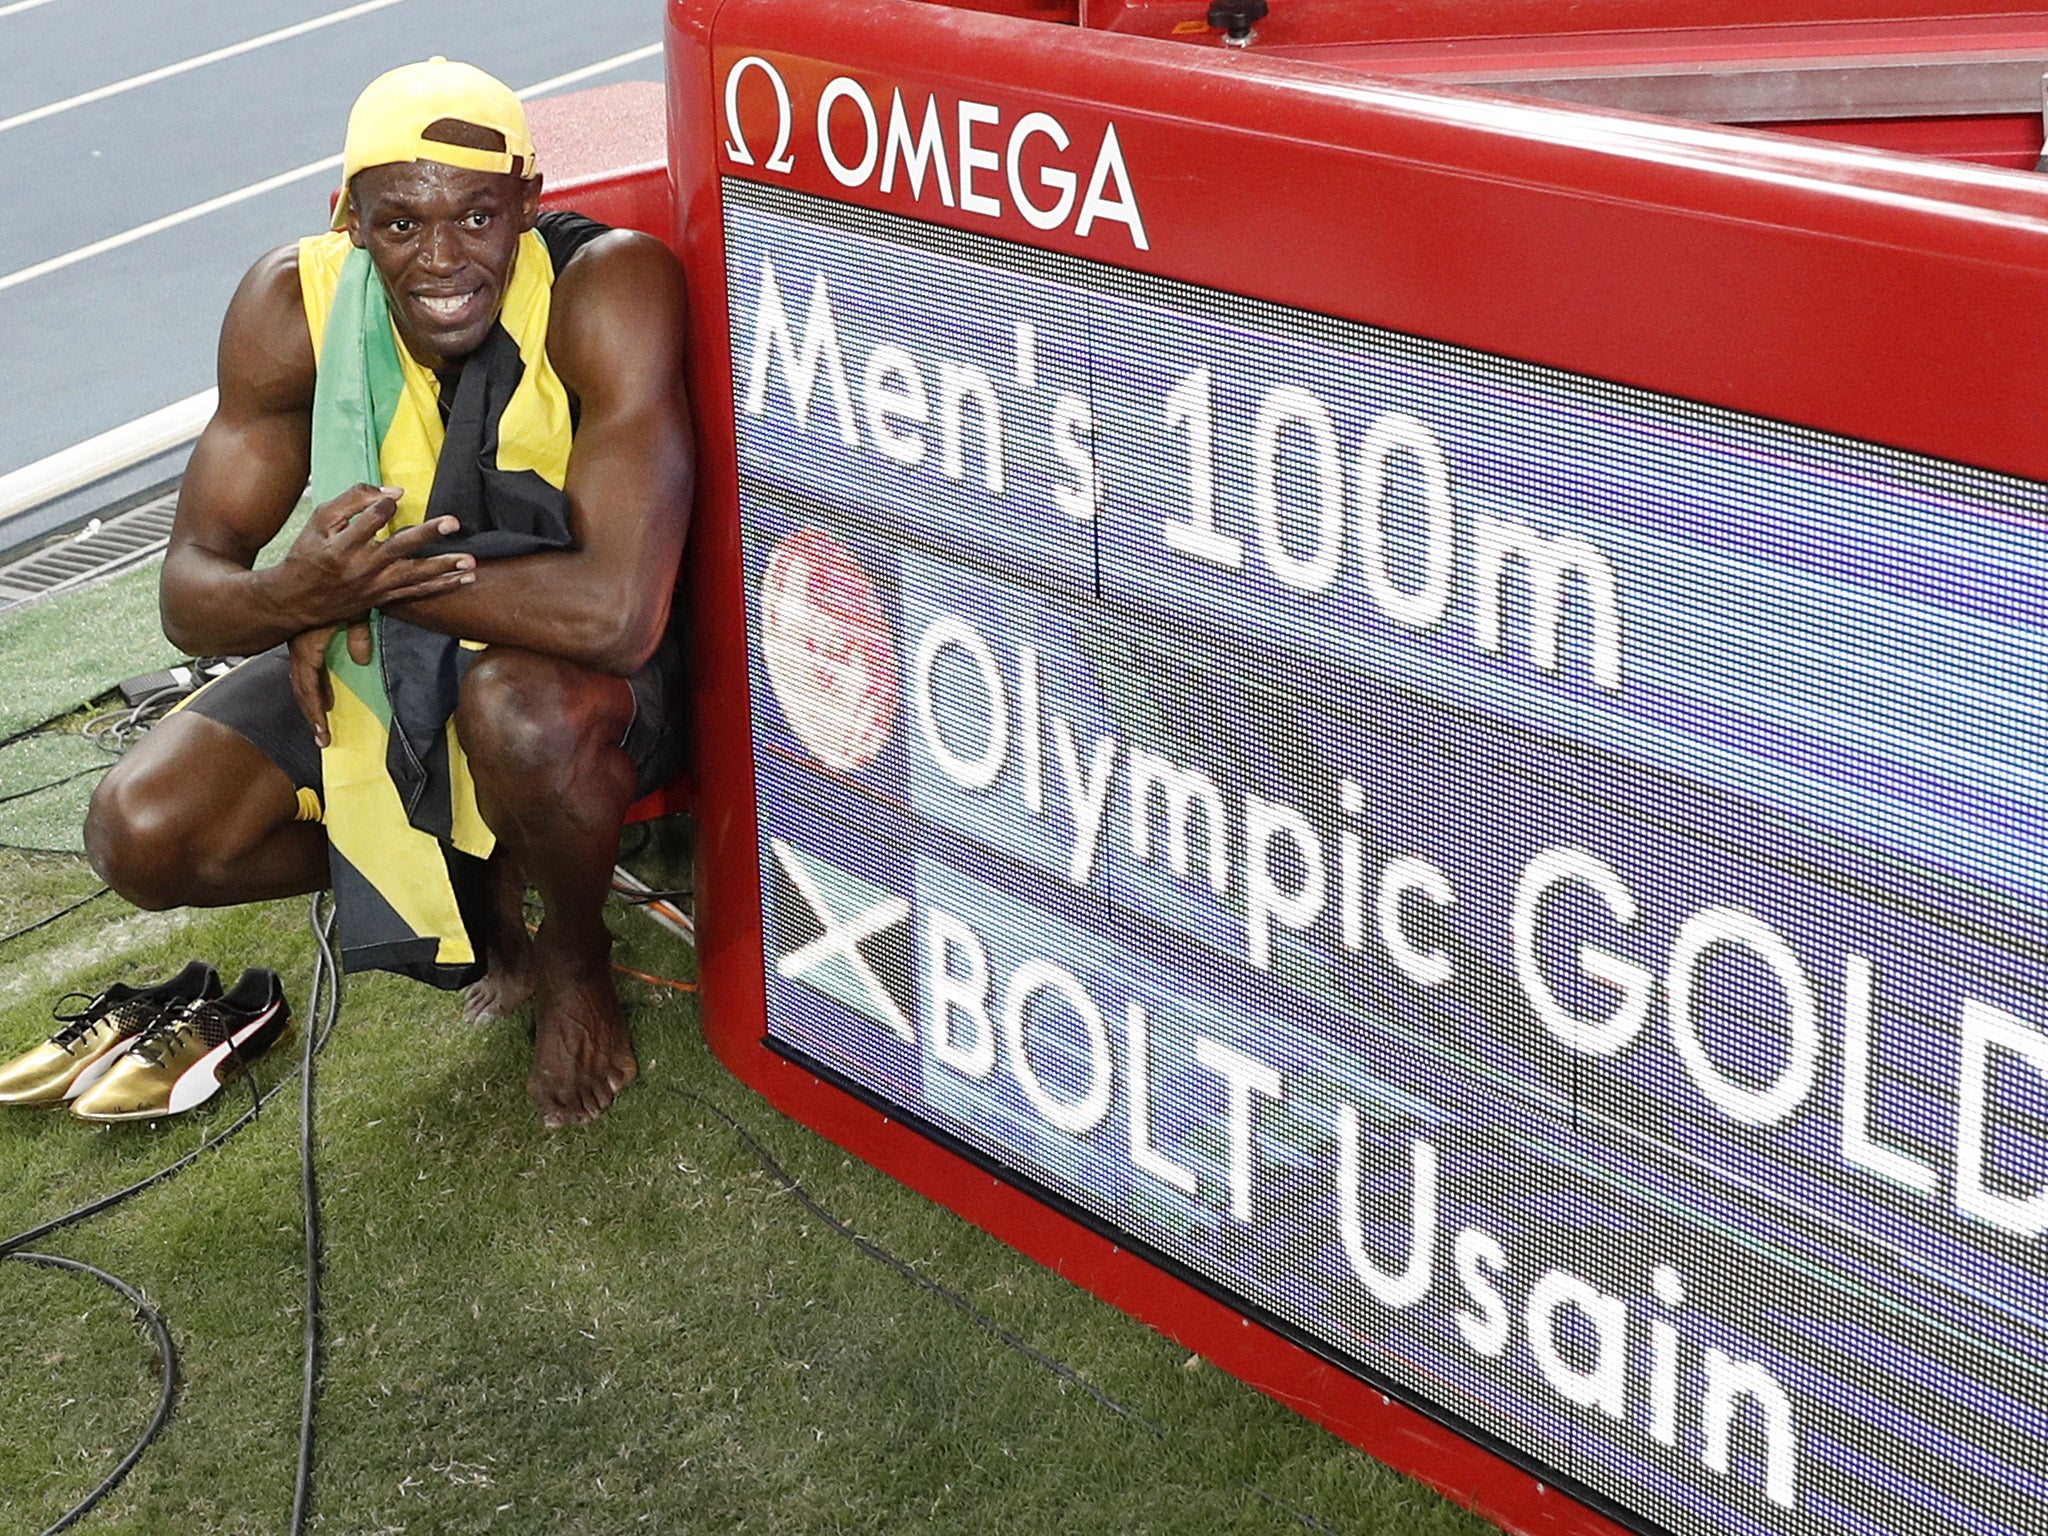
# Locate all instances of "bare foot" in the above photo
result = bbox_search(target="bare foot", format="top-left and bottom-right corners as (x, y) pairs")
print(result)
(527, 962), (638, 1127)
(463, 855), (537, 1023)
(462, 949), (535, 1024)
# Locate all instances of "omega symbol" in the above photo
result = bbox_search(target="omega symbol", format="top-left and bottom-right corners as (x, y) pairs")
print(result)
(723, 55), (796, 173)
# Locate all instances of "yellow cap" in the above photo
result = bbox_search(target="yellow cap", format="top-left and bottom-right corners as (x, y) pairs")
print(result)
(333, 57), (536, 229)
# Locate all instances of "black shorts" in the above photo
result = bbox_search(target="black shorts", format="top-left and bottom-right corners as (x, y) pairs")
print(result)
(180, 629), (690, 816)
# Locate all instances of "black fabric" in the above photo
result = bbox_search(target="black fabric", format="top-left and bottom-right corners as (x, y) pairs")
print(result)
(179, 650), (324, 791)
(536, 208), (613, 275)
(618, 623), (690, 795)
(384, 315), (578, 838)
(433, 212), (610, 430)
(182, 629), (689, 802)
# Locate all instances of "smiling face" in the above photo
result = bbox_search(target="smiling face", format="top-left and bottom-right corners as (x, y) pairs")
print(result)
(345, 158), (540, 371)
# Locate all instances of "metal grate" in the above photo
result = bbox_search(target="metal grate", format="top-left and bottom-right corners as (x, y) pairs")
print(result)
(0, 490), (178, 610)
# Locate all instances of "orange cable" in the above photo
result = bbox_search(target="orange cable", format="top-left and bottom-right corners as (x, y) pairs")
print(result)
(613, 962), (697, 994)
(521, 919), (698, 991)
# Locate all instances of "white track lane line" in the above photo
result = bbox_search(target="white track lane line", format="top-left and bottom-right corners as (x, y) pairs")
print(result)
(0, 388), (215, 522)
(0, 156), (341, 297)
(0, 0), (415, 136)
(516, 43), (664, 106)
(0, 0), (62, 18)
(0, 43), (661, 297)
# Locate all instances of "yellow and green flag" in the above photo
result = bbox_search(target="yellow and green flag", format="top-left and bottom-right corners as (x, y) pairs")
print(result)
(300, 228), (575, 986)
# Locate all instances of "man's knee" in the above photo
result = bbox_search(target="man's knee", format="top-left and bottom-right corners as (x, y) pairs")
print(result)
(85, 715), (306, 909)
(86, 761), (193, 909)
(456, 648), (631, 789)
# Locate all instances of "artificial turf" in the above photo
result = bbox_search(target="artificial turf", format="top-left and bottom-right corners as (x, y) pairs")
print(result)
(0, 843), (1504, 1536)
(0, 577), (1504, 1534)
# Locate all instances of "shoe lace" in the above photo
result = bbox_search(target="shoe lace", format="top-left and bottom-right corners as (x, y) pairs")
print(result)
(48, 991), (106, 1047)
(126, 1000), (268, 1116)
(128, 1001), (218, 1070)
(50, 992), (146, 1051)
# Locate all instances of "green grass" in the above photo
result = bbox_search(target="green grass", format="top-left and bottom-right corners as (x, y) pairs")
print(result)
(0, 510), (1513, 1533)
(0, 673), (1498, 1536)
(0, 860), (1505, 1536)
(0, 565), (180, 741)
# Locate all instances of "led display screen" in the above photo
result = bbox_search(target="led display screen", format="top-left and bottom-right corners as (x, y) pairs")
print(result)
(724, 175), (2048, 1536)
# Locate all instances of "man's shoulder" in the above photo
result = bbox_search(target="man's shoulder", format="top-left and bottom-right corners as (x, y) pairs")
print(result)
(548, 221), (680, 302)
(544, 222), (686, 394)
(535, 208), (617, 277)
(227, 242), (315, 340)
(236, 241), (312, 306)
(220, 242), (318, 411)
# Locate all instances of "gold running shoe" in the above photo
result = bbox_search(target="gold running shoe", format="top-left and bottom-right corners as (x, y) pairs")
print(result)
(0, 961), (220, 1108)
(71, 969), (292, 1123)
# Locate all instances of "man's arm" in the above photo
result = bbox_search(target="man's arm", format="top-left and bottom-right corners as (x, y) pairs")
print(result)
(160, 247), (480, 658)
(381, 230), (695, 676)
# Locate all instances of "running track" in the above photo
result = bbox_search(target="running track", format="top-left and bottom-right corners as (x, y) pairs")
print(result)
(0, 0), (666, 482)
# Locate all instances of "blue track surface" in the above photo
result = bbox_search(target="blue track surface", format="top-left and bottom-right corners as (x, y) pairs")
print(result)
(0, 0), (665, 480)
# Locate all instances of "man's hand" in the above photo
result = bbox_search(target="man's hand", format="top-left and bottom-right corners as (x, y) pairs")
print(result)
(372, 231), (692, 676)
(277, 485), (477, 627)
(288, 618), (373, 748)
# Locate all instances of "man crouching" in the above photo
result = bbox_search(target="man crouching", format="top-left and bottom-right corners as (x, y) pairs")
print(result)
(85, 59), (693, 1127)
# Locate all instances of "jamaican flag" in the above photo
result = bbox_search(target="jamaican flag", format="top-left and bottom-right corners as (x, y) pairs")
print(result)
(300, 227), (576, 986)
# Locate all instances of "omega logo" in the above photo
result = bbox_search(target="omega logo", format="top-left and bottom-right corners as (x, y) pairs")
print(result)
(722, 56), (1149, 249)
(723, 55), (797, 173)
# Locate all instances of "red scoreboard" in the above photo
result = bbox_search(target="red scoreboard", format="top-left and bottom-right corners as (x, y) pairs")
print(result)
(668, 5), (2048, 1533)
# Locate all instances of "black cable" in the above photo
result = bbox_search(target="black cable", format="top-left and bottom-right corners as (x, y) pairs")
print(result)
(0, 682), (206, 815)
(0, 712), (178, 1530)
(666, 1085), (1170, 1439)
(10, 861), (1312, 1531)
(308, 894), (342, 1059)
(0, 886), (110, 947)
(0, 682), (209, 829)
(0, 1101), (271, 1262)
(0, 1062), (286, 1536)
(0, 687), (234, 1531)
(290, 893), (338, 1536)
(0, 712), (80, 755)
(7, 1251), (177, 1536)
(610, 887), (695, 906)
(0, 895), (340, 1533)
(0, 766), (104, 808)
(79, 688), (189, 757)
(663, 1082), (1365, 1534)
